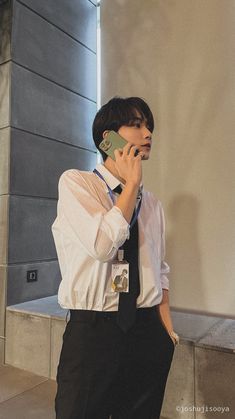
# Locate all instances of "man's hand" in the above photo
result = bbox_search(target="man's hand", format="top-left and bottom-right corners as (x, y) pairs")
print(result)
(113, 143), (144, 224)
(114, 142), (144, 188)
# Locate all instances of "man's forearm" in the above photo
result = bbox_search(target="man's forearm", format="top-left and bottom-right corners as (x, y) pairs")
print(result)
(158, 289), (174, 333)
(115, 181), (139, 224)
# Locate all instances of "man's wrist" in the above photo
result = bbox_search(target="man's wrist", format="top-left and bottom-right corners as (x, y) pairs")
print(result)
(125, 180), (140, 191)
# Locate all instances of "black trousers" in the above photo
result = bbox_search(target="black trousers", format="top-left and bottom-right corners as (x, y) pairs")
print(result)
(55, 305), (175, 419)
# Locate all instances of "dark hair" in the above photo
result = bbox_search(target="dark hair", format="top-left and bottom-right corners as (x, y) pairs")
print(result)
(92, 96), (154, 161)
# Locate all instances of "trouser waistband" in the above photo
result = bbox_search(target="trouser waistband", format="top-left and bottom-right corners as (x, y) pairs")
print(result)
(69, 305), (158, 322)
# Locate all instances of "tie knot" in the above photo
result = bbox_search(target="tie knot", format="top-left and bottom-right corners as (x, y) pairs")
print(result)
(113, 185), (122, 194)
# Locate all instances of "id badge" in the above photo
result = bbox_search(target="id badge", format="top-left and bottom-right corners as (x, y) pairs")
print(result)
(111, 261), (129, 293)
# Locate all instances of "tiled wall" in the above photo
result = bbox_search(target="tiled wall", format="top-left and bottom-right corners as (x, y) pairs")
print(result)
(0, 0), (97, 360)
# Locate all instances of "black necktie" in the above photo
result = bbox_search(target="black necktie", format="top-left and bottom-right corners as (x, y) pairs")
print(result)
(113, 185), (141, 332)
(113, 185), (122, 194)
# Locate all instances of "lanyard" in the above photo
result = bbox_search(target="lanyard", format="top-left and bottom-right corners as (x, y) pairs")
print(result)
(93, 168), (142, 229)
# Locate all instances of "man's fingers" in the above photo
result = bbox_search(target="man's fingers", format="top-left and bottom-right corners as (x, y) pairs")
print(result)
(122, 142), (133, 155)
(129, 145), (139, 157)
(115, 143), (140, 159)
(122, 143), (140, 157)
(114, 148), (122, 159)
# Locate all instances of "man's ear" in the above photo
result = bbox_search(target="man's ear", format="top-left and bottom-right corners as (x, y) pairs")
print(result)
(102, 130), (109, 139)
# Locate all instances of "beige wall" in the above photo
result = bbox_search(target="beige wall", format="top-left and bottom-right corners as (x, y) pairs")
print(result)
(101, 0), (235, 317)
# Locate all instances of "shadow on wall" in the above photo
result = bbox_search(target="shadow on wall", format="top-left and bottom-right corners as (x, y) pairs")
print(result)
(167, 193), (204, 313)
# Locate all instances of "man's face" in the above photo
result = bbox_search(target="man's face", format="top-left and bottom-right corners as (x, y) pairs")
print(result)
(118, 116), (152, 160)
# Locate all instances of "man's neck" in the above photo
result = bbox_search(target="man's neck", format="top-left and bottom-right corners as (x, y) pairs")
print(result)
(103, 157), (126, 185)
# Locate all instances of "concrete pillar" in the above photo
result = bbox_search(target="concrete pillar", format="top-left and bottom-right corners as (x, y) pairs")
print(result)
(0, 0), (97, 363)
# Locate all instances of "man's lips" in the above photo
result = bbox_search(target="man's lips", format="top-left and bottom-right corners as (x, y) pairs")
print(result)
(141, 143), (151, 149)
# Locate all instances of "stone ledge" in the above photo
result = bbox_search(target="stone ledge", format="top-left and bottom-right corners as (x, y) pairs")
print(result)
(5, 296), (67, 378)
(171, 310), (235, 353)
(6, 296), (235, 354)
(6, 295), (67, 320)
(196, 318), (235, 353)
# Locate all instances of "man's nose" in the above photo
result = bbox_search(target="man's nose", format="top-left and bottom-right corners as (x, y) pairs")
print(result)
(143, 127), (152, 141)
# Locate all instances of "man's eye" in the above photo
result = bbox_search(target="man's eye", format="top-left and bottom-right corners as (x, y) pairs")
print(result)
(134, 122), (141, 128)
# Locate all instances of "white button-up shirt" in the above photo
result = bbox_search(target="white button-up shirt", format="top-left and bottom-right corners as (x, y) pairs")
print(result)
(51, 164), (170, 311)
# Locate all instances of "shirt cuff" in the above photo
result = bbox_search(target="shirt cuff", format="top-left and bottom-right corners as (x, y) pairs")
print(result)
(161, 275), (169, 290)
(107, 205), (130, 248)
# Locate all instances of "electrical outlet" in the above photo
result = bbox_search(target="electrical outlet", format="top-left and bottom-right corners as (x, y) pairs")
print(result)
(27, 270), (38, 282)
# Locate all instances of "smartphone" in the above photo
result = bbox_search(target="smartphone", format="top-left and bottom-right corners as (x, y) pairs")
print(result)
(99, 131), (128, 161)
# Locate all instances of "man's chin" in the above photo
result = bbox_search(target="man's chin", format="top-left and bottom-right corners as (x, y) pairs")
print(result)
(141, 152), (150, 160)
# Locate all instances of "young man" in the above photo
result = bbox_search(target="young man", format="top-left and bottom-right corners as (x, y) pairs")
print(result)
(51, 96), (179, 419)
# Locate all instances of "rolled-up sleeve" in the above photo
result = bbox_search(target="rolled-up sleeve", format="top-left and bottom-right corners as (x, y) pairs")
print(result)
(159, 201), (170, 290)
(55, 170), (130, 262)
(160, 261), (170, 290)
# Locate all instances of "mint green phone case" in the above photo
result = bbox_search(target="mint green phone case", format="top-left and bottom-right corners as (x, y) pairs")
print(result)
(99, 131), (127, 160)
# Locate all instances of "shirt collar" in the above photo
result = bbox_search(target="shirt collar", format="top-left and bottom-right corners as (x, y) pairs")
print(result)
(95, 163), (121, 191)
(95, 163), (143, 195)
